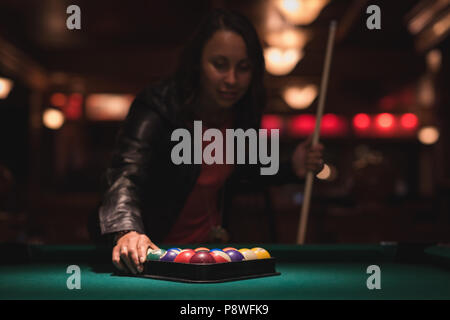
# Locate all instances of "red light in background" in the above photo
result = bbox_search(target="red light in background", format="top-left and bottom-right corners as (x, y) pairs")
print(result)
(353, 113), (418, 138)
(285, 113), (418, 139)
(65, 93), (83, 120)
(321, 113), (338, 130)
(375, 113), (395, 129)
(261, 115), (282, 131)
(50, 93), (67, 107)
(289, 114), (316, 136)
(261, 115), (283, 136)
(321, 113), (347, 136)
(353, 113), (371, 130)
(70, 93), (83, 104)
(400, 113), (418, 129)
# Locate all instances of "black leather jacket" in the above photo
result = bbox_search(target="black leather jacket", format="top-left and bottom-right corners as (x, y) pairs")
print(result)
(98, 78), (304, 243)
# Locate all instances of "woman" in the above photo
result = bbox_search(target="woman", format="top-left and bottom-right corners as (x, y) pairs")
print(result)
(97, 9), (324, 274)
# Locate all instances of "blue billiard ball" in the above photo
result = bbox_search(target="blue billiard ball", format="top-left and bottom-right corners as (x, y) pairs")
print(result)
(159, 250), (179, 262)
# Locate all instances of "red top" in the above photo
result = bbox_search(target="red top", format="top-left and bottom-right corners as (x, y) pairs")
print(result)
(164, 121), (234, 244)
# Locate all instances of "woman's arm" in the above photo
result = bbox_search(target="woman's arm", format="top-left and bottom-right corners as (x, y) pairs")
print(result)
(99, 92), (167, 235)
(98, 92), (166, 273)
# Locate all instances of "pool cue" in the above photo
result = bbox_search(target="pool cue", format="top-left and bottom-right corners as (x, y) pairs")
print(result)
(297, 20), (337, 245)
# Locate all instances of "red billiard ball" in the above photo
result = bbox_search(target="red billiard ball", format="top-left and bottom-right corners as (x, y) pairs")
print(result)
(189, 251), (216, 264)
(179, 249), (195, 254)
(174, 250), (196, 263)
(210, 250), (231, 263)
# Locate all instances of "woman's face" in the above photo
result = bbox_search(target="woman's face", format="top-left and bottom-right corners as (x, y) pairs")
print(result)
(199, 30), (253, 109)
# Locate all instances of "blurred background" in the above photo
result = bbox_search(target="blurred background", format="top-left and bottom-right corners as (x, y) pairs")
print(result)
(0, 0), (449, 245)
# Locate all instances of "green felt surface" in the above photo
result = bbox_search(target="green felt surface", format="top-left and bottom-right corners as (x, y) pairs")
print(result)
(1, 244), (449, 299)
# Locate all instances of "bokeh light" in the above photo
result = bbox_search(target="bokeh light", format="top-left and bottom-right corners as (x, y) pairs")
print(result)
(283, 84), (318, 109)
(0, 78), (13, 99)
(375, 113), (395, 129)
(43, 108), (65, 130)
(264, 47), (303, 75)
(400, 113), (418, 129)
(418, 126), (440, 145)
(353, 113), (371, 130)
(50, 93), (67, 107)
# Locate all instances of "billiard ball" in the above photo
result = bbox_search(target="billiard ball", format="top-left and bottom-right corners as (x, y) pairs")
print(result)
(238, 248), (257, 260)
(223, 247), (237, 252)
(251, 247), (271, 259)
(225, 249), (244, 262)
(159, 250), (179, 262)
(210, 248), (223, 252)
(194, 247), (210, 252)
(168, 247), (182, 252)
(189, 251), (216, 264)
(174, 250), (196, 263)
(146, 248), (166, 261)
(210, 250), (231, 263)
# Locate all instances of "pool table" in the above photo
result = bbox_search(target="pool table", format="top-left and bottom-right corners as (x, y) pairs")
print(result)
(1, 243), (449, 300)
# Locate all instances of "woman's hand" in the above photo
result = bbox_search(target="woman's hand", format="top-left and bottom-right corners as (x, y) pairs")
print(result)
(292, 135), (325, 178)
(112, 231), (159, 274)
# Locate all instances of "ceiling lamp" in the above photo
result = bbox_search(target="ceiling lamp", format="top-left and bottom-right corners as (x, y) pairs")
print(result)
(266, 27), (310, 49)
(426, 49), (442, 72)
(264, 47), (303, 75)
(0, 78), (13, 99)
(283, 84), (318, 109)
(86, 94), (134, 121)
(418, 126), (440, 145)
(43, 108), (65, 130)
(275, 0), (330, 25)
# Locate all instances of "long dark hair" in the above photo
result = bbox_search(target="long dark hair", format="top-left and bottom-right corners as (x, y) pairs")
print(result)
(174, 8), (266, 130)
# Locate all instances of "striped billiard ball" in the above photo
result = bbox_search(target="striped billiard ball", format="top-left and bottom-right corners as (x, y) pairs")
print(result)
(210, 250), (231, 263)
(159, 250), (179, 262)
(238, 248), (258, 260)
(225, 249), (244, 262)
(146, 248), (166, 261)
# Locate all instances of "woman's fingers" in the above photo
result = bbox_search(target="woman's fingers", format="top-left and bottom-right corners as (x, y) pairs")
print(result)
(136, 237), (160, 271)
(112, 232), (160, 275)
(148, 240), (160, 251)
(112, 245), (126, 273)
(129, 244), (141, 268)
(120, 246), (138, 275)
(137, 238), (149, 265)
(307, 153), (323, 164)
(306, 151), (324, 172)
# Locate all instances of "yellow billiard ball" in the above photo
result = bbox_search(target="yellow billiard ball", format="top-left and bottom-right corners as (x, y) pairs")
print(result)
(251, 247), (271, 259)
(238, 248), (258, 260)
